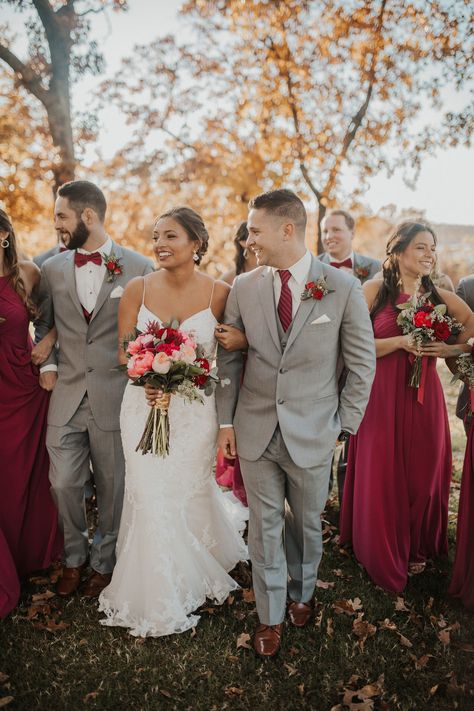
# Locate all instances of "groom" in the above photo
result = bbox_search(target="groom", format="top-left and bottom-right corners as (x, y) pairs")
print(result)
(37, 180), (154, 598)
(216, 189), (376, 657)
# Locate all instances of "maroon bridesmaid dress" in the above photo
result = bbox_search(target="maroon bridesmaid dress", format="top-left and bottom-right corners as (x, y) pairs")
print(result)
(340, 296), (452, 593)
(0, 275), (62, 618)
(449, 415), (474, 610)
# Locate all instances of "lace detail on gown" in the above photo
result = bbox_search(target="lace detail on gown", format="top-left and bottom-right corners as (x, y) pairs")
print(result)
(99, 305), (248, 637)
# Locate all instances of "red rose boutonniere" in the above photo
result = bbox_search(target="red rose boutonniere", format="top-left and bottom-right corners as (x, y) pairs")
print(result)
(354, 266), (370, 281)
(301, 277), (335, 301)
(103, 252), (123, 282)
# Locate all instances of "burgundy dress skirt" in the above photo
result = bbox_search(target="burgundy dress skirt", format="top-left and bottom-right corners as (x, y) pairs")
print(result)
(340, 298), (452, 593)
(449, 415), (474, 610)
(0, 276), (62, 617)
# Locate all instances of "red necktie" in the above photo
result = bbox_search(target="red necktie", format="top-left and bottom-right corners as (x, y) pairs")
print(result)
(277, 269), (292, 332)
(330, 258), (352, 269)
(74, 251), (102, 267)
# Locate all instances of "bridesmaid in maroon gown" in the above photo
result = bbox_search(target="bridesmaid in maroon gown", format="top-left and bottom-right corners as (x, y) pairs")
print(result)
(0, 209), (62, 618)
(449, 401), (474, 611)
(340, 222), (474, 593)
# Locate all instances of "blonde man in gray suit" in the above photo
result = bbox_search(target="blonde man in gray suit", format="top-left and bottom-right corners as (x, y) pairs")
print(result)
(216, 190), (376, 657)
(36, 180), (154, 599)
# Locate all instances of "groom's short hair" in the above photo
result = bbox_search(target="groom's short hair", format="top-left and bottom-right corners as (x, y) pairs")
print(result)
(58, 180), (107, 222)
(249, 189), (307, 232)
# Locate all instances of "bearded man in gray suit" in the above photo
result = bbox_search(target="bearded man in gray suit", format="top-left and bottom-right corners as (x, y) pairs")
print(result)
(216, 190), (376, 657)
(36, 180), (154, 599)
(455, 274), (474, 433)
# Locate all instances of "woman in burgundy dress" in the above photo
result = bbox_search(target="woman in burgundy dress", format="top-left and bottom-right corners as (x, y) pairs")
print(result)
(340, 222), (474, 593)
(215, 222), (257, 507)
(0, 209), (62, 618)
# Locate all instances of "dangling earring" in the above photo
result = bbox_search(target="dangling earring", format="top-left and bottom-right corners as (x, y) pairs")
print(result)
(193, 252), (199, 263)
(1, 237), (9, 249)
(243, 248), (249, 260)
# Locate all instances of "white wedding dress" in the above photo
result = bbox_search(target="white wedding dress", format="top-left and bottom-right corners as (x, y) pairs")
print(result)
(99, 304), (248, 637)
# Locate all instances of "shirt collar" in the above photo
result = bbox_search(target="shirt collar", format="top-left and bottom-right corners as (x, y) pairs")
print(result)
(77, 237), (113, 257)
(271, 250), (312, 284)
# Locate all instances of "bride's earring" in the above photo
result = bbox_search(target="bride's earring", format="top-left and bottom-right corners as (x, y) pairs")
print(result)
(1, 237), (9, 249)
(193, 252), (199, 263)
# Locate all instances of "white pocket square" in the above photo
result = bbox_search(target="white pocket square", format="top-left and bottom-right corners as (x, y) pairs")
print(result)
(311, 314), (331, 325)
(110, 286), (124, 299)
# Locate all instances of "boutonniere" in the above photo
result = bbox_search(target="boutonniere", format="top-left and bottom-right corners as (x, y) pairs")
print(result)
(354, 266), (370, 281)
(301, 277), (335, 301)
(103, 252), (123, 282)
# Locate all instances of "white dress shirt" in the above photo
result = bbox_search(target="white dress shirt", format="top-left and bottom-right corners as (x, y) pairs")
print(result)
(271, 250), (312, 318)
(76, 237), (113, 314)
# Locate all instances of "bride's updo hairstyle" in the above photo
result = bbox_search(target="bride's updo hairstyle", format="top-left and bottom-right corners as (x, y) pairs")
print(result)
(156, 206), (209, 265)
(370, 221), (443, 319)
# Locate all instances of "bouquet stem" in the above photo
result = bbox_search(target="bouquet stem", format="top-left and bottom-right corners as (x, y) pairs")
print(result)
(408, 355), (423, 389)
(135, 393), (171, 457)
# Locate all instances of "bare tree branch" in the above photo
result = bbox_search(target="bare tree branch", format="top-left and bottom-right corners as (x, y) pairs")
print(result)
(0, 42), (49, 104)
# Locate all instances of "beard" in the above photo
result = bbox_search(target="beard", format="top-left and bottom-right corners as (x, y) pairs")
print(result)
(61, 219), (90, 250)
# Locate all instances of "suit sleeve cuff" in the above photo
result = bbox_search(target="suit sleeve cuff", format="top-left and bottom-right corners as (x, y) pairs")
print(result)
(219, 424), (233, 429)
(40, 364), (58, 373)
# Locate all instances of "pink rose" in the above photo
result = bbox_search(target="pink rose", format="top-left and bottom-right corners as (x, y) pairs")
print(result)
(126, 339), (142, 355)
(152, 352), (171, 374)
(128, 351), (154, 377)
(179, 344), (197, 364)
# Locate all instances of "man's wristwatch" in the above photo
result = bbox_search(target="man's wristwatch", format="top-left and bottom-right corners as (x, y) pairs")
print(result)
(337, 430), (350, 443)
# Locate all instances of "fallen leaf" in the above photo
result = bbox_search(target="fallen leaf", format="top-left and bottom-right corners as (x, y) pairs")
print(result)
(398, 633), (413, 648)
(315, 609), (323, 629)
(236, 632), (251, 650)
(317, 579), (335, 589)
(394, 597), (410, 612)
(242, 588), (255, 603)
(224, 686), (244, 696)
(227, 655), (239, 663)
(333, 598), (363, 616)
(159, 689), (172, 698)
(31, 590), (55, 603)
(284, 663), (298, 677)
(28, 575), (50, 585)
(429, 684), (439, 697)
(352, 614), (377, 649)
(83, 692), (99, 703)
(298, 683), (305, 696)
(438, 629), (451, 646)
(414, 654), (434, 670)
(0, 698), (14, 708)
(378, 619), (397, 631)
(326, 617), (334, 637)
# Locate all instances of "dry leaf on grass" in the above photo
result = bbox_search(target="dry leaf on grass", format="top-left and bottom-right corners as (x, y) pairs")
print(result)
(412, 654), (434, 670)
(28, 575), (50, 585)
(284, 663), (298, 677)
(394, 597), (410, 612)
(83, 691), (99, 703)
(378, 618), (397, 631)
(0, 698), (14, 708)
(159, 689), (172, 698)
(31, 590), (55, 603)
(341, 673), (385, 710)
(316, 579), (335, 589)
(224, 686), (244, 696)
(333, 598), (363, 616)
(327, 617), (334, 637)
(397, 633), (413, 648)
(352, 614), (377, 650)
(236, 632), (251, 650)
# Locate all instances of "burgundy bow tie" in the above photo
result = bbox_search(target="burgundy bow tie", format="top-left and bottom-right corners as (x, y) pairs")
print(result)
(330, 258), (352, 269)
(74, 251), (102, 267)
(59, 245), (67, 253)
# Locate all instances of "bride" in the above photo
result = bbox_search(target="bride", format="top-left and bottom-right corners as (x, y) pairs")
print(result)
(99, 206), (248, 637)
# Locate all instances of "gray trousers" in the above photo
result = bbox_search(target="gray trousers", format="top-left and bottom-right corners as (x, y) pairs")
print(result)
(46, 394), (125, 574)
(239, 427), (332, 626)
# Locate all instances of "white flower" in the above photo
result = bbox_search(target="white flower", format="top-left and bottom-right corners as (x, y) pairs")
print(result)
(152, 352), (171, 374)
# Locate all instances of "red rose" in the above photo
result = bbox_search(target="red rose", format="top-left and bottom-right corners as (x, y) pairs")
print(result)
(306, 281), (316, 289)
(155, 342), (176, 356)
(413, 311), (432, 328)
(433, 321), (450, 341)
(114, 267), (121, 274)
(106, 260), (115, 270)
(193, 358), (210, 387)
(420, 303), (434, 313)
(313, 289), (323, 300)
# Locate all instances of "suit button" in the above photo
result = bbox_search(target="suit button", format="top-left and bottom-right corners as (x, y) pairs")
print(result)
(281, 342), (287, 349)
(277, 398), (285, 405)
(88, 338), (93, 344)
(87, 367), (94, 372)
(279, 368), (287, 374)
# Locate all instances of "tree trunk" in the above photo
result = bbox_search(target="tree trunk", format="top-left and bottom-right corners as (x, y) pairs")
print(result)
(316, 201), (326, 255)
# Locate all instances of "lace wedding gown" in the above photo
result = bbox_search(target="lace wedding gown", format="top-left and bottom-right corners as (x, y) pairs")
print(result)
(99, 305), (248, 637)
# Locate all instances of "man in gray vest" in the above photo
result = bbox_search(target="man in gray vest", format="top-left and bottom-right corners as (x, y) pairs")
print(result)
(319, 209), (381, 282)
(36, 180), (154, 598)
(456, 274), (474, 433)
(216, 189), (375, 657)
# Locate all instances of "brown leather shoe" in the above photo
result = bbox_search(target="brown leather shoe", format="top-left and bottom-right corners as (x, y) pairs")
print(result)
(287, 600), (313, 627)
(56, 563), (87, 597)
(81, 570), (112, 599)
(253, 623), (282, 658)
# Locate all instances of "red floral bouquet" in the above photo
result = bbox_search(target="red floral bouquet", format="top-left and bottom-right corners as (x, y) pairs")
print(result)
(396, 287), (463, 393)
(121, 320), (223, 457)
(451, 340), (474, 417)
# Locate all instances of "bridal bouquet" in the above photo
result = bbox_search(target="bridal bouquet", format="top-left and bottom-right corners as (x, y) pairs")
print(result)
(396, 287), (463, 392)
(121, 320), (222, 457)
(451, 344), (474, 416)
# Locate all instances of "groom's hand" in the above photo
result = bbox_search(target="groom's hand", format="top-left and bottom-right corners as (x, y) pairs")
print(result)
(217, 426), (237, 458)
(39, 371), (57, 391)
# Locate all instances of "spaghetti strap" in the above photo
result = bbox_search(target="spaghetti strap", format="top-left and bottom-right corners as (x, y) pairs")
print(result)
(141, 275), (147, 306)
(208, 279), (216, 309)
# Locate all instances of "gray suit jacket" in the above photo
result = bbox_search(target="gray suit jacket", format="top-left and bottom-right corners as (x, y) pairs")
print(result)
(455, 275), (474, 421)
(318, 251), (381, 283)
(36, 242), (154, 431)
(33, 244), (63, 268)
(216, 256), (376, 468)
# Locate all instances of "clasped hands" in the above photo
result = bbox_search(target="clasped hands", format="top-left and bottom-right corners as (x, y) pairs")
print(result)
(400, 334), (462, 359)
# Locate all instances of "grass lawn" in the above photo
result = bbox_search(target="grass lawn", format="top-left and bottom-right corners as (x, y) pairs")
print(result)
(1, 364), (473, 710)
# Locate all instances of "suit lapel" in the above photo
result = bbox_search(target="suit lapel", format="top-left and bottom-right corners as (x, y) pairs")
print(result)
(285, 256), (324, 352)
(90, 242), (123, 323)
(64, 250), (86, 321)
(258, 267), (282, 353)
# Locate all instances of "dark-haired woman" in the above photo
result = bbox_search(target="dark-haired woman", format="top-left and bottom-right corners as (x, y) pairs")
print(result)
(0, 210), (62, 618)
(215, 222), (256, 506)
(340, 222), (474, 593)
(99, 207), (247, 637)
